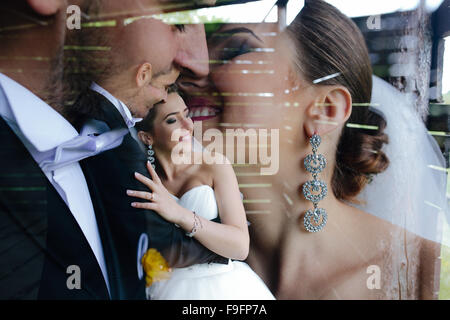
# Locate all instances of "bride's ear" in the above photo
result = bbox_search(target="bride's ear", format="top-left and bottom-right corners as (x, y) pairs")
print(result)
(136, 63), (153, 88)
(137, 130), (153, 146)
(304, 85), (352, 138)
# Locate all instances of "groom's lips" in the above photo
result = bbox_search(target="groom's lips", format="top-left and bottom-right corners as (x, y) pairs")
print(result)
(186, 97), (222, 122)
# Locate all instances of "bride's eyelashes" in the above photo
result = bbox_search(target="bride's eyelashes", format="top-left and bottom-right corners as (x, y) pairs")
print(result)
(210, 28), (263, 63)
(219, 38), (254, 61)
(165, 109), (190, 125)
(174, 24), (186, 32)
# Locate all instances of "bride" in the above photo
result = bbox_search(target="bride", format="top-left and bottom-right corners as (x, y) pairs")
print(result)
(199, 0), (447, 299)
(127, 90), (275, 300)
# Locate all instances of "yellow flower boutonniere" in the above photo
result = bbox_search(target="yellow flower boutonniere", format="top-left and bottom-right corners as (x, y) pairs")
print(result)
(141, 248), (172, 287)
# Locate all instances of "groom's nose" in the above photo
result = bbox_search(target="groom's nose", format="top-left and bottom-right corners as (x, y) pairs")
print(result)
(174, 24), (210, 86)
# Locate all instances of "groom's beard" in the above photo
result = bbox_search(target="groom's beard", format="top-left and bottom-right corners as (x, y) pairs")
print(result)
(61, 0), (120, 125)
(62, 28), (129, 126)
(59, 0), (113, 124)
(42, 45), (67, 117)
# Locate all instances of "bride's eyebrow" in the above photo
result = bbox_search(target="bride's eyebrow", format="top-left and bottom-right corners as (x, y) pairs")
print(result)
(163, 108), (188, 120)
(163, 112), (178, 120)
(209, 27), (263, 45)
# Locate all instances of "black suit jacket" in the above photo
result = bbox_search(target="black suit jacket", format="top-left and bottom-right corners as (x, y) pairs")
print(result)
(0, 116), (109, 299)
(73, 90), (227, 300)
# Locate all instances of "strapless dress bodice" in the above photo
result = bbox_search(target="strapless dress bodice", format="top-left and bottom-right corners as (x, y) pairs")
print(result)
(172, 185), (218, 221)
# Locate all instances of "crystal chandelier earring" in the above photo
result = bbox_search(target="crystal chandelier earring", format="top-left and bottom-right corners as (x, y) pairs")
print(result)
(147, 144), (156, 169)
(302, 133), (328, 232)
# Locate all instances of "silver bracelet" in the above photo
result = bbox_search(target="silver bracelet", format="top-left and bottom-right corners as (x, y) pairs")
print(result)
(185, 211), (201, 237)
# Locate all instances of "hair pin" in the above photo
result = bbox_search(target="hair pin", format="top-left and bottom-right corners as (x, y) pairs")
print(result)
(312, 72), (342, 84)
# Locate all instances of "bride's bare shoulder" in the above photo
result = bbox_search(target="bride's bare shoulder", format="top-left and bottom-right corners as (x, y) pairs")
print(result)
(339, 202), (426, 255)
(342, 202), (436, 253)
(342, 202), (399, 235)
(332, 202), (440, 299)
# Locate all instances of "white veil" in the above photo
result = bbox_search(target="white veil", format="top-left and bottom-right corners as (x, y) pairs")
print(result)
(354, 75), (449, 247)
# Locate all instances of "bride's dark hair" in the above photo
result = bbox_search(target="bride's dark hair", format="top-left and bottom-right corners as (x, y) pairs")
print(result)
(286, 0), (389, 202)
(135, 84), (180, 134)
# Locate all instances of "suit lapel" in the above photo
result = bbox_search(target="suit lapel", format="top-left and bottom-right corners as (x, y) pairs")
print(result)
(0, 116), (109, 299)
(38, 179), (110, 299)
(80, 161), (122, 299)
(72, 90), (128, 131)
(76, 91), (147, 299)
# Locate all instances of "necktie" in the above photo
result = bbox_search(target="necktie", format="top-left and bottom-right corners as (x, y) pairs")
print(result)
(39, 127), (128, 172)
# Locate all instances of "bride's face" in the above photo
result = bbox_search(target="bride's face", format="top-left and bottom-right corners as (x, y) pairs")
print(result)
(150, 93), (194, 152)
(204, 24), (324, 215)
(207, 24), (312, 132)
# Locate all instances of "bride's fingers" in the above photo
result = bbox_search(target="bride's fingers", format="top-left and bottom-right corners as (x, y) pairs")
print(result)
(131, 201), (158, 211)
(147, 161), (162, 184)
(134, 171), (157, 190)
(126, 190), (155, 201)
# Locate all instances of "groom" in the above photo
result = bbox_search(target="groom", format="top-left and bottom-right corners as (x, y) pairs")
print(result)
(67, 0), (227, 300)
(0, 0), (224, 299)
(0, 0), (114, 299)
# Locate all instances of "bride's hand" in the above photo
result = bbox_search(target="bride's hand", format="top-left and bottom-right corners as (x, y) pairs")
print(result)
(126, 161), (189, 224)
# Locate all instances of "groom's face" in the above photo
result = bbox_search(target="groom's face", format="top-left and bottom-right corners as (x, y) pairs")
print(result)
(78, 0), (211, 117)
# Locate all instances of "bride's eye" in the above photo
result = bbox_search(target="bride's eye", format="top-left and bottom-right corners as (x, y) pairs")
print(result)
(209, 28), (263, 63)
(166, 118), (176, 124)
(220, 38), (253, 61)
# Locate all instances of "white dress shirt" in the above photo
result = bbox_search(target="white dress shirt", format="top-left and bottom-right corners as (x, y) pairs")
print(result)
(90, 82), (147, 154)
(90, 82), (142, 129)
(0, 73), (110, 295)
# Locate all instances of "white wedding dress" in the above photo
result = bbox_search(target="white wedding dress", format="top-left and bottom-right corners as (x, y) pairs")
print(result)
(146, 185), (275, 300)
